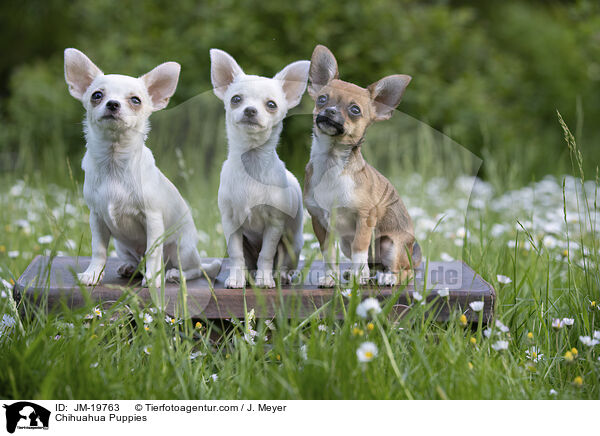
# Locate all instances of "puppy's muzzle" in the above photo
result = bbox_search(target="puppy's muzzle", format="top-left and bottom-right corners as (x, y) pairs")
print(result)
(316, 114), (344, 136)
(101, 100), (121, 120)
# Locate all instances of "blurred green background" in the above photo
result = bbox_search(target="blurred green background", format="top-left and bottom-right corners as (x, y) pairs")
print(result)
(1, 0), (599, 186)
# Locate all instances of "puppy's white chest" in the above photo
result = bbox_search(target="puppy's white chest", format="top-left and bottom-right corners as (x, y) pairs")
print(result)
(83, 166), (145, 241)
(307, 161), (355, 215)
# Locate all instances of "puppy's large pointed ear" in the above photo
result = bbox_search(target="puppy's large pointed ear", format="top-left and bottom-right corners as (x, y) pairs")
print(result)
(64, 48), (103, 101)
(273, 60), (310, 108)
(210, 49), (244, 100)
(308, 45), (338, 97)
(140, 62), (181, 111)
(367, 74), (411, 121)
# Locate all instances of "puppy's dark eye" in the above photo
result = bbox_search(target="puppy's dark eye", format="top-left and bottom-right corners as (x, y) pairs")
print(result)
(91, 91), (103, 101)
(231, 95), (242, 105)
(349, 104), (361, 116)
(317, 95), (328, 105)
(266, 100), (277, 110)
(130, 96), (141, 105)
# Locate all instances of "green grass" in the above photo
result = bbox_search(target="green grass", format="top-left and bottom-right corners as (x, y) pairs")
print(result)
(0, 113), (598, 400)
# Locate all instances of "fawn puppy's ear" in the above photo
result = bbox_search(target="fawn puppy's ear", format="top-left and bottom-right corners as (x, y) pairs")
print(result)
(308, 45), (338, 98)
(141, 62), (181, 111)
(210, 49), (244, 100)
(64, 48), (103, 101)
(367, 74), (411, 121)
(273, 60), (310, 108)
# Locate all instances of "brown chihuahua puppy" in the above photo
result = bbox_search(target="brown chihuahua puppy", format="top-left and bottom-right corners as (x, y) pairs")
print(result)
(304, 45), (421, 287)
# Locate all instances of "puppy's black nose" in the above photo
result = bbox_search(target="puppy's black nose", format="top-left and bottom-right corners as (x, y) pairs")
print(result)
(244, 106), (257, 117)
(106, 100), (120, 112)
(324, 107), (338, 117)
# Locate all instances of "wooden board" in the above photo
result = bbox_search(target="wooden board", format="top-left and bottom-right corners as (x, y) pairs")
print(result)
(14, 256), (495, 322)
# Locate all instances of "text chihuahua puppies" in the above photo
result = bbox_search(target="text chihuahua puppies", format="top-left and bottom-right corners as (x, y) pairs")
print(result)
(304, 45), (421, 287)
(65, 48), (220, 287)
(210, 49), (308, 288)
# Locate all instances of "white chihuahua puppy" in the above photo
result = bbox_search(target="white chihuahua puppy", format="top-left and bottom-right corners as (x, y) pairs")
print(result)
(210, 49), (308, 288)
(64, 48), (220, 287)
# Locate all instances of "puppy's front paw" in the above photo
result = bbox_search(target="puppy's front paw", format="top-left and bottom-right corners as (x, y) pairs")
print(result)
(141, 275), (161, 288)
(165, 268), (181, 283)
(279, 271), (293, 285)
(117, 263), (137, 278)
(376, 271), (397, 287)
(77, 270), (104, 286)
(318, 271), (336, 288)
(351, 265), (371, 285)
(225, 269), (246, 289)
(254, 270), (276, 288)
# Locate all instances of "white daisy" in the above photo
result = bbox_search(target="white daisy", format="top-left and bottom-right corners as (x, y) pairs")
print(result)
(469, 301), (484, 312)
(356, 342), (378, 363)
(440, 252), (454, 262)
(209, 374), (218, 382)
(483, 328), (492, 338)
(143, 313), (153, 324)
(143, 345), (152, 355)
(497, 275), (512, 284)
(93, 306), (103, 318)
(491, 340), (509, 351)
(356, 298), (382, 318)
(90, 362), (99, 368)
(525, 346), (543, 362)
(579, 336), (600, 347)
(7, 251), (19, 259)
(593, 331), (600, 340)
(495, 320), (509, 333)
(561, 318), (574, 327)
(317, 324), (327, 332)
(549, 389), (558, 396)
(37, 235), (53, 244)
(437, 287), (450, 297)
(412, 291), (423, 302)
(551, 318), (563, 330)
(190, 351), (204, 360)
(341, 288), (353, 298)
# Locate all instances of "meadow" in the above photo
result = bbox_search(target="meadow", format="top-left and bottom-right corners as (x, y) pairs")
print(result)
(0, 97), (598, 399)
(1, 0), (600, 401)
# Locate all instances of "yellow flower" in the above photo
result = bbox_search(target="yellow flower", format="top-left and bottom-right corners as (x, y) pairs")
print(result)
(591, 301), (597, 308)
(564, 350), (574, 362)
(195, 321), (203, 329)
(9, 278), (14, 285)
(225, 353), (231, 359)
(527, 332), (534, 340)
(367, 322), (375, 332)
(0, 245), (5, 253)
(562, 249), (568, 257)
(470, 337), (477, 345)
(144, 325), (150, 331)
(276, 354), (281, 361)
(352, 327), (364, 337)
(573, 376), (583, 387)
(571, 347), (578, 356)
(468, 362), (473, 370)
(91, 334), (98, 339)
(4, 225), (11, 232)
(459, 314), (467, 327)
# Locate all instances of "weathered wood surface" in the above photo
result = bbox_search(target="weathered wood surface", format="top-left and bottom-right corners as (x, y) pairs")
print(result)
(14, 256), (495, 322)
